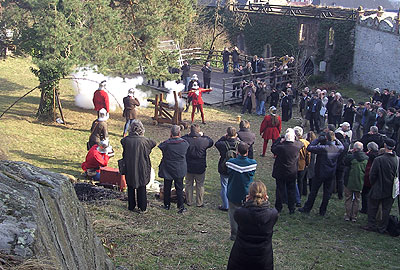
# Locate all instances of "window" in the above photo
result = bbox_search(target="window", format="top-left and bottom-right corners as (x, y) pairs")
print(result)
(299, 24), (307, 42)
(328, 27), (335, 46)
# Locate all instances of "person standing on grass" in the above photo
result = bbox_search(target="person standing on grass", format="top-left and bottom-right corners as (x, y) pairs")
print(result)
(226, 142), (257, 241)
(122, 88), (140, 137)
(181, 124), (214, 207)
(237, 120), (256, 159)
(242, 81), (256, 114)
(360, 142), (379, 214)
(88, 108), (109, 150)
(271, 128), (303, 214)
(227, 181), (278, 270)
(293, 126), (310, 207)
(188, 82), (212, 124)
(362, 139), (398, 233)
(343, 142), (368, 222)
(299, 131), (344, 216)
(215, 127), (241, 212)
(260, 106), (281, 157)
(201, 61), (212, 89)
(158, 125), (189, 214)
(92, 80), (109, 117)
(121, 120), (156, 213)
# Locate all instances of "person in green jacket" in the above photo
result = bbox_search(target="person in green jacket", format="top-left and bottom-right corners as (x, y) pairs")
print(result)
(343, 141), (368, 222)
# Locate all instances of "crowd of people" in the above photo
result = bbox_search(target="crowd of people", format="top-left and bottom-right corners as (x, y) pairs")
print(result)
(79, 60), (400, 269)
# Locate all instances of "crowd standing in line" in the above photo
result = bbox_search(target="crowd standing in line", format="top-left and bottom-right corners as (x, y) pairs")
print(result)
(79, 54), (400, 270)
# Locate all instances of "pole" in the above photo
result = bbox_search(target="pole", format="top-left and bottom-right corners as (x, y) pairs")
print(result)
(53, 86), (56, 121)
(56, 90), (66, 125)
(222, 79), (226, 106)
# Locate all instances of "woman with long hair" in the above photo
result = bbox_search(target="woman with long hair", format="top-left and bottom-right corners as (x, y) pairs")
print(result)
(260, 106), (282, 157)
(227, 181), (278, 270)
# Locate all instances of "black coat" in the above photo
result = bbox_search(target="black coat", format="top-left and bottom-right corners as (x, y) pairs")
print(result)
(271, 138), (303, 179)
(237, 128), (256, 159)
(222, 51), (230, 62)
(158, 137), (189, 179)
(307, 139), (344, 178)
(360, 133), (384, 152)
(181, 132), (214, 174)
(121, 135), (156, 188)
(227, 201), (278, 270)
(369, 152), (399, 200)
(231, 50), (240, 63)
(181, 64), (190, 78)
(201, 65), (212, 79)
(215, 136), (241, 175)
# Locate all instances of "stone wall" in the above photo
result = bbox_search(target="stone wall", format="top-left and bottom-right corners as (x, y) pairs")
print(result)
(351, 14), (400, 90)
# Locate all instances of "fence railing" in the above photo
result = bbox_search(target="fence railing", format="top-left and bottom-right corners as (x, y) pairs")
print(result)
(221, 66), (298, 106)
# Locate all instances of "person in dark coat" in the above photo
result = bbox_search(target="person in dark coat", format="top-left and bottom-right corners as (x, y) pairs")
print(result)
(181, 124), (214, 207)
(363, 139), (398, 233)
(269, 88), (279, 108)
(360, 126), (384, 152)
(271, 128), (303, 213)
(333, 132), (350, 200)
(227, 181), (278, 270)
(88, 108), (109, 149)
(222, 47), (230, 73)
(256, 82), (268, 116)
(361, 102), (376, 135)
(232, 66), (243, 98)
(280, 91), (292, 122)
(122, 88), (140, 137)
(181, 60), (191, 92)
(231, 46), (240, 69)
(299, 131), (344, 216)
(329, 92), (343, 127)
(158, 125), (189, 213)
(215, 127), (241, 211)
(121, 120), (156, 212)
(237, 120), (256, 159)
(307, 94), (322, 133)
(360, 142), (379, 214)
(342, 98), (356, 129)
(201, 61), (212, 89)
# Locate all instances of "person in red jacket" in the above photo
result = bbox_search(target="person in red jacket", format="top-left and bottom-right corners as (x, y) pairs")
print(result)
(81, 139), (112, 181)
(259, 106), (282, 157)
(188, 82), (212, 124)
(93, 80), (109, 117)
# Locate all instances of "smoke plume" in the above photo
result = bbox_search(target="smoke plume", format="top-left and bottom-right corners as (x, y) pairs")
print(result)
(164, 80), (185, 109)
(71, 68), (150, 111)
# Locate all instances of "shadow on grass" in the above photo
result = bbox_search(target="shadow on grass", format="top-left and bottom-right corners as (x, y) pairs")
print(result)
(9, 149), (80, 176)
(0, 78), (27, 92)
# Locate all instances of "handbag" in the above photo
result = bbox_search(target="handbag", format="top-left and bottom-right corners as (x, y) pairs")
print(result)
(393, 157), (399, 199)
(118, 159), (127, 175)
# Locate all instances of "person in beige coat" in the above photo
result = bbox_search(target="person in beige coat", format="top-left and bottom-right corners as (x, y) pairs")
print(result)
(242, 81), (256, 114)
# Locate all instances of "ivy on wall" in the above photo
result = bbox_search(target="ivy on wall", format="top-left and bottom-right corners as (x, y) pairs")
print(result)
(316, 20), (355, 79)
(242, 15), (299, 57)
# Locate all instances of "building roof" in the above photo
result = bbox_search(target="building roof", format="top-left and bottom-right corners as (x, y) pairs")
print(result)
(312, 0), (395, 10)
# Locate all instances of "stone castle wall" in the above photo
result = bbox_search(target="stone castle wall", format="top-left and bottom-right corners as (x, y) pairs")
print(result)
(351, 13), (400, 91)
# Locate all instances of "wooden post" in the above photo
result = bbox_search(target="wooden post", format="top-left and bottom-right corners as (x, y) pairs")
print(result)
(154, 95), (159, 122)
(222, 79), (226, 106)
(55, 90), (66, 125)
(53, 86), (56, 121)
(173, 91), (178, 125)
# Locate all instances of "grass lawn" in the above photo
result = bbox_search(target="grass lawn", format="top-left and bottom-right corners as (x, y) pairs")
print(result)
(0, 57), (398, 270)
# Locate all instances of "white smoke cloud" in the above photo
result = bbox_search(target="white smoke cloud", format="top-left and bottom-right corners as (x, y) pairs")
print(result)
(164, 80), (185, 109)
(71, 67), (150, 111)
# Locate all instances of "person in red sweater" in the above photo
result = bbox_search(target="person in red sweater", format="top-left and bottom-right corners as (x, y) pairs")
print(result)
(188, 82), (212, 124)
(93, 81), (109, 117)
(259, 106), (282, 157)
(81, 139), (112, 181)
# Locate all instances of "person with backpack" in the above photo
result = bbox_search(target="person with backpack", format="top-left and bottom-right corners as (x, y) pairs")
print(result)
(226, 142), (257, 240)
(215, 127), (241, 211)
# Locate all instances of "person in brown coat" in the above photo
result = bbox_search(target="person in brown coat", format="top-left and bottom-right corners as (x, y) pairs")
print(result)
(242, 81), (256, 114)
(121, 119), (156, 212)
(122, 88), (140, 137)
(88, 108), (109, 150)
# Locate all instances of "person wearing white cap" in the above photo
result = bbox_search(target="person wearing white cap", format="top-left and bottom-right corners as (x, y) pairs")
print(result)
(87, 108), (109, 150)
(187, 82), (212, 124)
(122, 88), (140, 137)
(185, 74), (201, 112)
(336, 122), (352, 141)
(92, 80), (109, 117)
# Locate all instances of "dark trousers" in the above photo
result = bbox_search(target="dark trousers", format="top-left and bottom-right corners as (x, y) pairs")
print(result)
(241, 98), (252, 114)
(367, 196), (394, 233)
(164, 178), (184, 209)
(297, 169), (308, 196)
(128, 185), (147, 211)
(332, 115), (341, 127)
(310, 112), (320, 133)
(303, 176), (334, 215)
(334, 169), (345, 199)
(203, 77), (211, 89)
(360, 185), (371, 213)
(275, 177), (296, 212)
